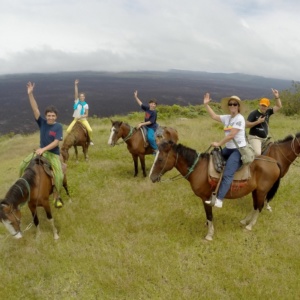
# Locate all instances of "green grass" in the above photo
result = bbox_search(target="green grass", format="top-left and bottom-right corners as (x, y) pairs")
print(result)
(0, 110), (300, 299)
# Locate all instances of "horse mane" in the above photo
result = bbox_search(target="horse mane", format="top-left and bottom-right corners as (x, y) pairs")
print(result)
(2, 165), (36, 205)
(276, 132), (300, 144)
(173, 143), (208, 166)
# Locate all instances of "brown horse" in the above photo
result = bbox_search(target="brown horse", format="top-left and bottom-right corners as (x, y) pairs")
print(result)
(263, 132), (300, 177)
(0, 156), (70, 240)
(108, 120), (179, 177)
(149, 140), (281, 240)
(61, 121), (90, 162)
(262, 132), (300, 211)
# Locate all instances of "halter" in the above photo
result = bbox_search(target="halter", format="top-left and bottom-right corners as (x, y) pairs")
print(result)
(291, 135), (300, 157)
(114, 126), (136, 145)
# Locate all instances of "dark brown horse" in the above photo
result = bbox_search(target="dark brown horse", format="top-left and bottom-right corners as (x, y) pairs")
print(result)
(61, 121), (90, 162)
(108, 120), (179, 177)
(149, 140), (281, 240)
(0, 156), (70, 240)
(262, 132), (300, 211)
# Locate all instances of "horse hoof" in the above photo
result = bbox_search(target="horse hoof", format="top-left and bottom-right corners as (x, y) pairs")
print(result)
(54, 234), (60, 240)
(245, 225), (252, 231)
(240, 220), (247, 225)
(205, 235), (213, 241)
(266, 205), (272, 212)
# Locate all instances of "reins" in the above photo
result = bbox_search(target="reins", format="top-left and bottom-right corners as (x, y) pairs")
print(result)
(159, 151), (202, 182)
(114, 126), (137, 145)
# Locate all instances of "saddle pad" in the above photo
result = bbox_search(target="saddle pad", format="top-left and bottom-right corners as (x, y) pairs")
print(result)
(208, 155), (251, 181)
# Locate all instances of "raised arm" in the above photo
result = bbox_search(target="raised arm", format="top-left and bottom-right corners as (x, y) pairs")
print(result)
(27, 82), (40, 120)
(203, 93), (221, 122)
(74, 79), (79, 100)
(134, 90), (142, 106)
(272, 88), (282, 113)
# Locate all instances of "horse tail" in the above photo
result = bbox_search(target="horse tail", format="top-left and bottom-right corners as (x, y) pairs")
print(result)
(266, 162), (281, 203)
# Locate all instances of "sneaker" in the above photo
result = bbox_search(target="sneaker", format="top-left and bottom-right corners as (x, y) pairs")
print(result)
(90, 141), (94, 146)
(53, 198), (63, 208)
(205, 198), (223, 208)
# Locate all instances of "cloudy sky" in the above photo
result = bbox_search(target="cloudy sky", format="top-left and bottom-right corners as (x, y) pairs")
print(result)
(1, 0), (300, 80)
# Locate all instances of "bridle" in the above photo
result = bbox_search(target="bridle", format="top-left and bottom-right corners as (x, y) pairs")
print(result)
(113, 125), (137, 145)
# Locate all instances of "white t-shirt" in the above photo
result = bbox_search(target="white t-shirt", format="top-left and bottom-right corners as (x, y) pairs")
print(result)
(73, 99), (89, 119)
(220, 114), (246, 149)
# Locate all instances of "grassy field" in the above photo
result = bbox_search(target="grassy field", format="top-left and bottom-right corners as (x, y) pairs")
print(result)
(0, 109), (300, 299)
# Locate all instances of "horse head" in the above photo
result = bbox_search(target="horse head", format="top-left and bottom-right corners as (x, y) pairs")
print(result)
(0, 201), (22, 239)
(149, 140), (177, 182)
(108, 120), (124, 146)
(60, 146), (69, 162)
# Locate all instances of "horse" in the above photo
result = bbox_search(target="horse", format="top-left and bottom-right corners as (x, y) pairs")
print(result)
(262, 132), (300, 211)
(108, 120), (179, 177)
(149, 140), (281, 241)
(263, 132), (300, 178)
(61, 121), (90, 162)
(0, 155), (70, 240)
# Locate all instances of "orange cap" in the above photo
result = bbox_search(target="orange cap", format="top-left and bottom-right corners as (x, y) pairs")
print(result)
(259, 98), (270, 107)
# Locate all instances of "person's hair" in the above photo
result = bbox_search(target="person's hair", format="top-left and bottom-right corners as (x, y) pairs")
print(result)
(149, 98), (158, 105)
(79, 92), (86, 97)
(45, 105), (58, 116)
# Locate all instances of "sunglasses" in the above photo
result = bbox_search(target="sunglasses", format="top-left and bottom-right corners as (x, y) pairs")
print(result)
(228, 103), (239, 107)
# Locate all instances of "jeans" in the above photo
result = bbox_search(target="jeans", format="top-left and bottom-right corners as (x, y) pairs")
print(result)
(147, 128), (158, 150)
(217, 147), (242, 200)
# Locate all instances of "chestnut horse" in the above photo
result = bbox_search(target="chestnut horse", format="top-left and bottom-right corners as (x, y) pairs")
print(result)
(263, 132), (300, 177)
(149, 140), (281, 241)
(61, 121), (90, 162)
(262, 132), (300, 211)
(0, 156), (70, 240)
(108, 120), (179, 177)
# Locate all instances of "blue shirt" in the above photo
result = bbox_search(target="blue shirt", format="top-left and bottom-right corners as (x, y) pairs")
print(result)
(141, 104), (158, 130)
(36, 116), (63, 155)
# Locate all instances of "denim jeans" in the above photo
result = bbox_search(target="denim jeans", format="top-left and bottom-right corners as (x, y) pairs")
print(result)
(217, 147), (242, 200)
(147, 128), (158, 150)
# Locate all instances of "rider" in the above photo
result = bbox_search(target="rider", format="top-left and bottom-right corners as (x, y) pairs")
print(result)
(133, 90), (158, 154)
(66, 79), (94, 145)
(19, 82), (64, 208)
(246, 89), (282, 155)
(203, 93), (246, 208)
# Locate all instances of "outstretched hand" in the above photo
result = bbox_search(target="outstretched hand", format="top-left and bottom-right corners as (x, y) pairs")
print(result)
(27, 82), (35, 95)
(134, 90), (138, 98)
(271, 88), (279, 98)
(203, 92), (211, 105)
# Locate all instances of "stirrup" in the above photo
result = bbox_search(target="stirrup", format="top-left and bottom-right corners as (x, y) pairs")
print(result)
(205, 192), (217, 206)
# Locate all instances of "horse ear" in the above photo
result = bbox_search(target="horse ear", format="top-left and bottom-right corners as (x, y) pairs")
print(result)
(110, 119), (114, 124)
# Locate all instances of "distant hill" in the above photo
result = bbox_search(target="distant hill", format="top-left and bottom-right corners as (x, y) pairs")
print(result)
(0, 70), (293, 135)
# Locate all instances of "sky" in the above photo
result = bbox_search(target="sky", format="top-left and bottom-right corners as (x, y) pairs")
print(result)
(1, 0), (300, 80)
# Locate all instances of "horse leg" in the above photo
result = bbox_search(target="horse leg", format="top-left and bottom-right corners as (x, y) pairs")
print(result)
(132, 154), (139, 177)
(74, 145), (78, 162)
(240, 209), (256, 226)
(83, 145), (89, 161)
(28, 203), (41, 238)
(203, 201), (214, 241)
(140, 155), (147, 177)
(266, 200), (272, 212)
(245, 210), (260, 231)
(44, 204), (59, 240)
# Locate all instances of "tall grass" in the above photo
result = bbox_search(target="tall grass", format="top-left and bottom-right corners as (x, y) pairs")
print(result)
(0, 109), (299, 299)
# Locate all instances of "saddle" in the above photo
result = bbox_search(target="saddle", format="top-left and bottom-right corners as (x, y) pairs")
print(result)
(32, 155), (53, 178)
(140, 126), (164, 148)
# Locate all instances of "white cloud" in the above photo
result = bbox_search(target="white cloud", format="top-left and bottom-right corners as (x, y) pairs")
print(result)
(1, 0), (300, 80)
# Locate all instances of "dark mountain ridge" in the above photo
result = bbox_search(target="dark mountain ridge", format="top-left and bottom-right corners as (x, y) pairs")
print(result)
(0, 70), (293, 135)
